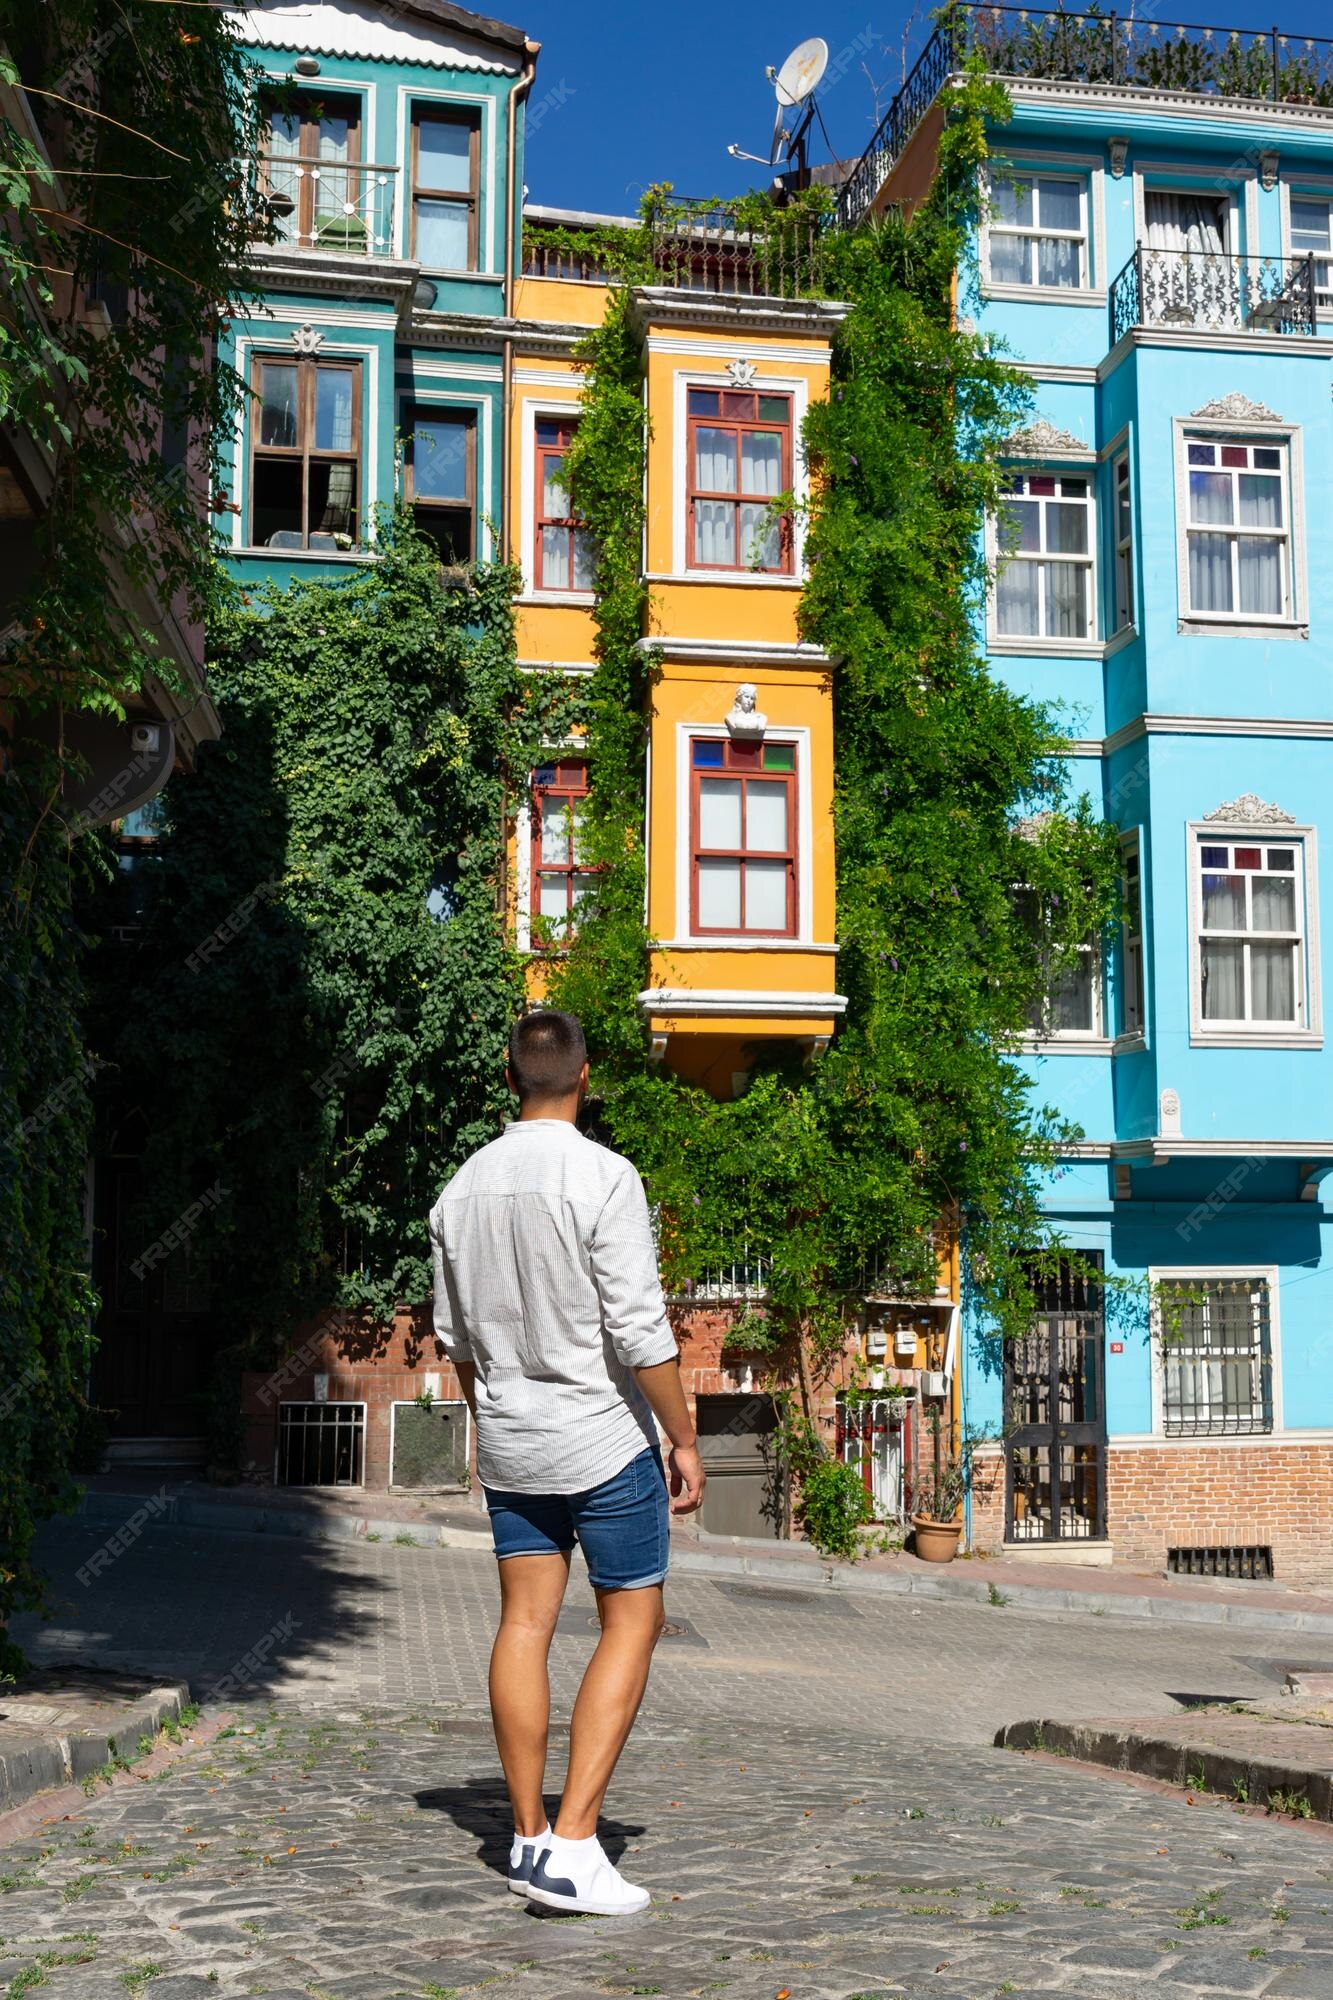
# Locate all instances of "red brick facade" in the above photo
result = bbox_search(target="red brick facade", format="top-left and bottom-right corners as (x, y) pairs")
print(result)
(968, 1438), (1333, 1588)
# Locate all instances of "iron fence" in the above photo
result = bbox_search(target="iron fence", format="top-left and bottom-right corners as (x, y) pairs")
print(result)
(645, 196), (829, 300)
(837, 4), (1333, 229)
(255, 154), (397, 257)
(1111, 246), (1317, 341)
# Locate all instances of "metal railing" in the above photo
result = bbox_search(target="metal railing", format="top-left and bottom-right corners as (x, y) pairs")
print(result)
(837, 3), (1333, 229)
(256, 154), (398, 257)
(645, 194), (829, 300)
(521, 234), (620, 282)
(1158, 1276), (1273, 1437)
(1110, 246), (1317, 340)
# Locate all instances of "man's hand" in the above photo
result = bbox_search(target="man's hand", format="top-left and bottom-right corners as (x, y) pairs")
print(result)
(667, 1440), (706, 1515)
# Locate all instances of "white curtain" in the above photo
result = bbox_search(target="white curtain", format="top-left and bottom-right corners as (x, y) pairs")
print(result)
(1145, 191), (1226, 254)
(697, 858), (740, 929)
(745, 782), (787, 853)
(1189, 532), (1233, 613)
(1251, 941), (1295, 1019)
(743, 861), (787, 929)
(698, 778), (741, 849)
(1045, 563), (1088, 639)
(1201, 938), (1243, 1018)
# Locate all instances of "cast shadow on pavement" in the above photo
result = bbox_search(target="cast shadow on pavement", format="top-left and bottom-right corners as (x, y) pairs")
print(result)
(415, 1776), (645, 1875)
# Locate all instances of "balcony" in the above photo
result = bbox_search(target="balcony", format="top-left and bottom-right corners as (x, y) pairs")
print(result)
(522, 195), (829, 299)
(255, 155), (397, 257)
(837, 4), (1333, 229)
(1110, 247), (1318, 340)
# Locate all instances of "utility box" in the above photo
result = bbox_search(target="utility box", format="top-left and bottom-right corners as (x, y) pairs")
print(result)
(390, 1400), (470, 1490)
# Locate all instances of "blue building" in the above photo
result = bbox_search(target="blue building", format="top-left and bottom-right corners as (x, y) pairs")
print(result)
(841, 8), (1333, 1584)
(220, 0), (536, 590)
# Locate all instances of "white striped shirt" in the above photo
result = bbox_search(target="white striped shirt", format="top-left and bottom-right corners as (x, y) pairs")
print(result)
(428, 1118), (678, 1493)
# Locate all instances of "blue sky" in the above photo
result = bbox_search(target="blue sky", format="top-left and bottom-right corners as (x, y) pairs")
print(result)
(514, 0), (1333, 216)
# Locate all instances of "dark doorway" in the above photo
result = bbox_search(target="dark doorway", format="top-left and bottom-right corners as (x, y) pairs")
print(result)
(1004, 1255), (1106, 1543)
(695, 1393), (783, 1539)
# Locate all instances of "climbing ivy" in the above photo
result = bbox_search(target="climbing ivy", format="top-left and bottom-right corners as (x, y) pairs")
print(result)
(0, 1), (265, 1666)
(548, 89), (1122, 1547)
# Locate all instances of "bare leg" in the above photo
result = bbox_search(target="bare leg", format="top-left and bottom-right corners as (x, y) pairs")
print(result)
(554, 1584), (665, 1840)
(489, 1551), (571, 1837)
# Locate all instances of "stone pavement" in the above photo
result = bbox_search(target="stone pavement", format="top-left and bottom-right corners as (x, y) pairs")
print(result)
(4, 1519), (1333, 1997)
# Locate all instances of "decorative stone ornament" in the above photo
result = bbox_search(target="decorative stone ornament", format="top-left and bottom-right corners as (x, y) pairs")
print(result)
(1109, 136), (1129, 179)
(725, 682), (767, 738)
(1013, 809), (1055, 842)
(1159, 1088), (1182, 1138)
(1001, 418), (1088, 457)
(291, 324), (324, 355)
(1189, 392), (1284, 424)
(1260, 149), (1279, 191)
(1204, 793), (1297, 825)
(726, 358), (757, 388)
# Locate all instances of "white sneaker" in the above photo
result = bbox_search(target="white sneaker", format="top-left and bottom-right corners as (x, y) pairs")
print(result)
(525, 1833), (651, 1915)
(507, 1825), (552, 1896)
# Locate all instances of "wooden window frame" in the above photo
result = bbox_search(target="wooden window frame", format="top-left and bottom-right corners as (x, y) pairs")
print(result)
(530, 758), (594, 943)
(689, 737), (798, 939)
(261, 90), (362, 249)
(533, 416), (591, 593)
(410, 107), (480, 272)
(686, 387), (793, 576)
(248, 353), (362, 551)
(405, 404), (476, 562)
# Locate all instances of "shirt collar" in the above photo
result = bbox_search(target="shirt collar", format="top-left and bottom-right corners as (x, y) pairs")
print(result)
(503, 1118), (582, 1136)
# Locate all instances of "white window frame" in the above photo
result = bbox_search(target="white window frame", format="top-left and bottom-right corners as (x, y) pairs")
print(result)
(514, 732), (582, 954)
(987, 170), (1088, 290)
(1172, 415), (1306, 636)
(1112, 450), (1134, 633)
(518, 397), (594, 604)
(990, 468), (1098, 652)
(670, 366), (810, 585)
(1186, 817), (1322, 1048)
(1119, 829), (1145, 1041)
(1148, 1265), (1282, 1439)
(673, 721), (813, 946)
(1280, 178), (1333, 318)
(1016, 882), (1107, 1049)
(981, 150), (1105, 304)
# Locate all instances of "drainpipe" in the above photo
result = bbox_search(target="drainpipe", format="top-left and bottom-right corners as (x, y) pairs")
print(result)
(501, 40), (539, 568)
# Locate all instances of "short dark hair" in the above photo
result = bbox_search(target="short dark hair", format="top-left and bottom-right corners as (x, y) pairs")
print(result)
(507, 1010), (587, 1101)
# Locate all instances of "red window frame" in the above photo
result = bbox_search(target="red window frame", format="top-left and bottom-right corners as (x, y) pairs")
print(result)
(687, 386), (793, 575)
(533, 417), (590, 593)
(530, 758), (594, 940)
(689, 736), (798, 939)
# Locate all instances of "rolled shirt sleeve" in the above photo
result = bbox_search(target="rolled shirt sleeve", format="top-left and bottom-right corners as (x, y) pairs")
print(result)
(588, 1165), (680, 1371)
(429, 1206), (473, 1366)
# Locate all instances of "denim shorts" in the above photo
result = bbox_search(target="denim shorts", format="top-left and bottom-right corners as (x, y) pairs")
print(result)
(483, 1446), (669, 1591)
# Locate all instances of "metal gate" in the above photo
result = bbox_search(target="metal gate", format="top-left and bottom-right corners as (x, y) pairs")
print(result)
(695, 1394), (783, 1539)
(837, 1397), (907, 1521)
(1004, 1256), (1106, 1543)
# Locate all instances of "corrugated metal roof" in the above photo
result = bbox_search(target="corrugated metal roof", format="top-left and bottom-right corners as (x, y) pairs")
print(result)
(232, 0), (522, 73)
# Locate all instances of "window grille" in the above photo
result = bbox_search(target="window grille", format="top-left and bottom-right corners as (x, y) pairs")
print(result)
(1168, 1543), (1273, 1581)
(277, 1401), (365, 1486)
(1158, 1276), (1273, 1436)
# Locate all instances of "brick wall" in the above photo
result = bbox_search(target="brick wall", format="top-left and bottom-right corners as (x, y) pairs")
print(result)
(968, 1438), (1333, 1588)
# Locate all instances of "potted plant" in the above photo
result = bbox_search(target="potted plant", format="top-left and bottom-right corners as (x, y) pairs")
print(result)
(906, 1418), (982, 1564)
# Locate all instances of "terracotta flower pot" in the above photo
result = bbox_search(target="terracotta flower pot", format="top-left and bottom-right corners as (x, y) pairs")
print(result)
(911, 1514), (963, 1564)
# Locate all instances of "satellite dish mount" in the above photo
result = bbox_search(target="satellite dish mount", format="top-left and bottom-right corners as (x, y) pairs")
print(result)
(767, 36), (828, 185)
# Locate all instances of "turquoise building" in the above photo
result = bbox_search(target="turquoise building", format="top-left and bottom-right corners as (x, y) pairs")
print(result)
(843, 8), (1333, 1583)
(220, 0), (536, 590)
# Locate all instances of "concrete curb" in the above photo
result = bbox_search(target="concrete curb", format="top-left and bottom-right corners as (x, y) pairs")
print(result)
(0, 1681), (190, 1817)
(997, 1716), (1333, 1821)
(72, 1488), (1333, 1635)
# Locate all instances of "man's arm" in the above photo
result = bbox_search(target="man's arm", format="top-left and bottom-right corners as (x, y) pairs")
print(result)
(632, 1357), (705, 1516)
(453, 1359), (477, 1421)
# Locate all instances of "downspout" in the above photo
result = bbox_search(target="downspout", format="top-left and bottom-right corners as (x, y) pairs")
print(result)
(498, 40), (538, 932)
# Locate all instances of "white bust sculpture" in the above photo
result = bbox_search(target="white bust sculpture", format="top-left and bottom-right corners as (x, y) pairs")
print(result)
(725, 682), (767, 739)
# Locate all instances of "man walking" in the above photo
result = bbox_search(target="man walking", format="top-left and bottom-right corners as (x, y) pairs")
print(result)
(428, 1009), (705, 1916)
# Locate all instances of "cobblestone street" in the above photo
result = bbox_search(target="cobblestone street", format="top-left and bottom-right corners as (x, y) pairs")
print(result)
(3, 1520), (1332, 1998)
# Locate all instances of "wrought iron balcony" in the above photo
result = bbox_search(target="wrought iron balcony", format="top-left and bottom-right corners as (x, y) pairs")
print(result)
(1110, 246), (1318, 340)
(644, 193), (829, 300)
(254, 154), (397, 257)
(837, 4), (1333, 230)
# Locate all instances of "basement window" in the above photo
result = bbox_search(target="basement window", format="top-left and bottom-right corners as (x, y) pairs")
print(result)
(277, 1401), (365, 1486)
(1167, 1544), (1274, 1582)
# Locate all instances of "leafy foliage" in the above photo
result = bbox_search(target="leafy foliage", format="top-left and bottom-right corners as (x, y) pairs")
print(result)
(88, 522), (524, 1345)
(0, 1), (262, 1659)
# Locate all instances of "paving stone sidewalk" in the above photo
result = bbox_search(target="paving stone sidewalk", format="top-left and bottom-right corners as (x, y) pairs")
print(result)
(2, 1702), (1332, 2000)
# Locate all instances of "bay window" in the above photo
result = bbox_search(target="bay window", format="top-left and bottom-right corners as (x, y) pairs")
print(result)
(1183, 437), (1290, 620)
(995, 472), (1095, 642)
(531, 759), (595, 942)
(691, 736), (797, 937)
(250, 355), (360, 550)
(534, 417), (594, 592)
(687, 387), (791, 573)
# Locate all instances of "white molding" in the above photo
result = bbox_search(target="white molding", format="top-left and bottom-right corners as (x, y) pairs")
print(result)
(1017, 362), (1099, 384)
(393, 82), (499, 274)
(1107, 1429), (1333, 1450)
(989, 637), (1105, 659)
(634, 636), (830, 669)
(673, 721), (814, 947)
(410, 359), (503, 382)
(517, 660), (595, 677)
(234, 304), (396, 331)
(642, 570), (802, 591)
(638, 987), (847, 1018)
(981, 283), (1107, 307)
(643, 335), (833, 366)
(669, 364), (810, 583)
(1001, 74), (1333, 144)
(655, 938), (840, 955)
(1021, 1035), (1114, 1056)
(1101, 326), (1333, 377)
(1146, 1263), (1283, 1439)
(1186, 817), (1321, 1046)
(513, 366), (582, 386)
(1102, 712), (1333, 753)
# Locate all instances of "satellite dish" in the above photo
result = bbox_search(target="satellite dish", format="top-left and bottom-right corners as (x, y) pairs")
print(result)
(774, 36), (828, 109)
